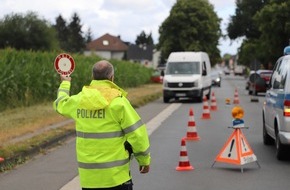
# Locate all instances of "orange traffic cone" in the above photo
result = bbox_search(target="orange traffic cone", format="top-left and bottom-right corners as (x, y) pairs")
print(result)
(201, 95), (211, 119)
(176, 138), (194, 171)
(210, 91), (218, 111)
(184, 108), (200, 141)
(233, 88), (240, 104)
(0, 157), (4, 162)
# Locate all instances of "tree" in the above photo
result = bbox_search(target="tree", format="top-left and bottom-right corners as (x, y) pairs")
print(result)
(67, 12), (85, 53)
(228, 0), (290, 68)
(227, 0), (268, 40)
(53, 13), (86, 53)
(223, 53), (232, 67)
(157, 0), (221, 65)
(85, 27), (93, 44)
(237, 39), (262, 68)
(254, 1), (290, 63)
(226, 0), (270, 67)
(135, 30), (154, 45)
(54, 15), (69, 51)
(0, 12), (59, 51)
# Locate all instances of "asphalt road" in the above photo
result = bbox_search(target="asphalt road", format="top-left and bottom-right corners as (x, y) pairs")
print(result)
(130, 75), (290, 190)
(1, 75), (290, 190)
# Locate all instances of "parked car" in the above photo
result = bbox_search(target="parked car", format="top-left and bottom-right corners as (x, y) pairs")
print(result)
(245, 71), (255, 90)
(262, 46), (290, 160)
(223, 67), (230, 75)
(151, 68), (164, 83)
(210, 71), (221, 87)
(247, 70), (272, 95)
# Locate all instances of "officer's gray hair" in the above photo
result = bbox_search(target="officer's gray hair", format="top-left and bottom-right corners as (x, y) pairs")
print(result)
(92, 60), (114, 80)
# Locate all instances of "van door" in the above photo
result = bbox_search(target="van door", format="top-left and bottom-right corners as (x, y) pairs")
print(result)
(201, 60), (211, 98)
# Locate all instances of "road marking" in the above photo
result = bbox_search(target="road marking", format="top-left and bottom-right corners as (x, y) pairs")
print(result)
(146, 103), (182, 135)
(60, 176), (80, 190)
(59, 103), (182, 190)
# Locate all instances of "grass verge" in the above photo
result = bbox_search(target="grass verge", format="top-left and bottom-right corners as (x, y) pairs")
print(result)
(0, 83), (162, 172)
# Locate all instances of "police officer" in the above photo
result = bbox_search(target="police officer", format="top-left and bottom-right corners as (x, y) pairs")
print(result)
(53, 60), (151, 190)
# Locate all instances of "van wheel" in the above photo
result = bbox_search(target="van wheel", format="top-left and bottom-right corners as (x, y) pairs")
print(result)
(198, 90), (203, 102)
(206, 88), (211, 100)
(163, 96), (170, 103)
(276, 133), (287, 160)
(263, 116), (274, 145)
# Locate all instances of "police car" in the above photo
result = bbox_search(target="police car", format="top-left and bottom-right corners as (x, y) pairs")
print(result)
(262, 46), (290, 160)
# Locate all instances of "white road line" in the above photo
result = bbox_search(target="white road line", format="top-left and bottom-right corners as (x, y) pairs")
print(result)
(59, 103), (182, 190)
(146, 103), (182, 135)
(60, 176), (80, 190)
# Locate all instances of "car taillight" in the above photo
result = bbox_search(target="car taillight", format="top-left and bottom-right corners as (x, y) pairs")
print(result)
(284, 100), (290, 116)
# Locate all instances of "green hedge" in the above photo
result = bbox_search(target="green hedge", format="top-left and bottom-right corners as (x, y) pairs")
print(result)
(0, 48), (152, 111)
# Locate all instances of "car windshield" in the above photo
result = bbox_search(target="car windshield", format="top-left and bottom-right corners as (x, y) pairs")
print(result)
(166, 62), (200, 75)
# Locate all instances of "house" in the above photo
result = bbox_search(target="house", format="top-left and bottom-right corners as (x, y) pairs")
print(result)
(84, 33), (128, 60)
(126, 44), (154, 67)
(85, 33), (161, 68)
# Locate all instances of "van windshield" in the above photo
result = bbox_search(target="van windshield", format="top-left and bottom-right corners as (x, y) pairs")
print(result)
(166, 62), (200, 75)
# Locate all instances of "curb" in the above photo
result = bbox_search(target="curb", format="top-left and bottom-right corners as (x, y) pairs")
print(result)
(0, 130), (75, 171)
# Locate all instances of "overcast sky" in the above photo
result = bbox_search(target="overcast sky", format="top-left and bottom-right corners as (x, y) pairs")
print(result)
(0, 0), (241, 56)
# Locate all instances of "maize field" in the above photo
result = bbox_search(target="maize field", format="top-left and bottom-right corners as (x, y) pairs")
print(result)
(0, 48), (153, 112)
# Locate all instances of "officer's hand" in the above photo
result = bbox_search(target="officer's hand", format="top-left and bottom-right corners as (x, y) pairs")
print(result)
(60, 75), (71, 82)
(139, 165), (150, 174)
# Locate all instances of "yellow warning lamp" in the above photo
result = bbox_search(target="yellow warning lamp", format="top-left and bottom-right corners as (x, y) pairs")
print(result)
(232, 106), (244, 119)
(225, 98), (231, 105)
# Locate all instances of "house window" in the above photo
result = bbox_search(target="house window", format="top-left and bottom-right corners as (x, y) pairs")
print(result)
(103, 40), (109, 46)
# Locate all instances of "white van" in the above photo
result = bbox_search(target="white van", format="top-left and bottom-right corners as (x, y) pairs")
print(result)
(162, 51), (212, 103)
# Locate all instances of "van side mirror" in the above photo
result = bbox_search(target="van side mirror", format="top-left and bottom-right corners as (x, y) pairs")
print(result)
(202, 70), (207, 76)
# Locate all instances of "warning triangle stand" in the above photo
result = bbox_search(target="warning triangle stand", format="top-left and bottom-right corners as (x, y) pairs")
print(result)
(211, 127), (261, 173)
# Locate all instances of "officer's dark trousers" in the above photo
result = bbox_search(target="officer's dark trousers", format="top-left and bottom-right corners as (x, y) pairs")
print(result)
(82, 180), (133, 190)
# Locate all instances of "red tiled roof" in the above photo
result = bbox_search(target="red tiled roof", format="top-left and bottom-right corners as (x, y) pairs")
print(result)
(86, 33), (128, 51)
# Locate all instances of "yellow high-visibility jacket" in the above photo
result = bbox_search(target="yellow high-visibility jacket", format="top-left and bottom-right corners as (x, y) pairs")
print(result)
(53, 80), (151, 188)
